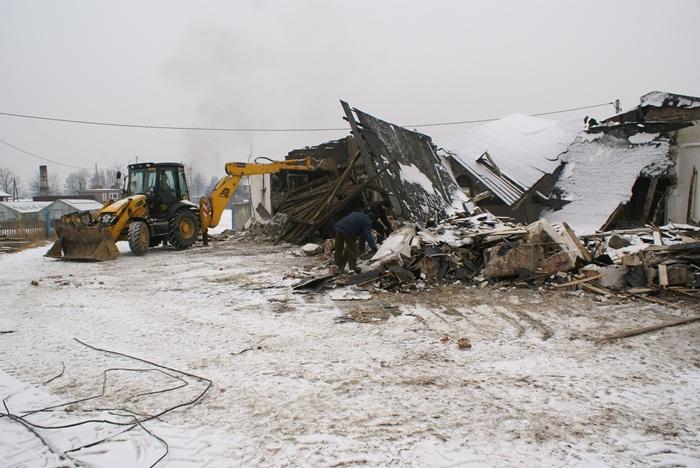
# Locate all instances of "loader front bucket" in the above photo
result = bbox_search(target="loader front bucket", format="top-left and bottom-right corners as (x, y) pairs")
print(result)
(45, 225), (119, 261)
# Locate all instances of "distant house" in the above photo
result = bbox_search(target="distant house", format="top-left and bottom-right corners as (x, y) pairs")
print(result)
(77, 188), (122, 203)
(0, 201), (52, 222)
(440, 114), (581, 223)
(46, 199), (104, 220)
(0, 190), (10, 202)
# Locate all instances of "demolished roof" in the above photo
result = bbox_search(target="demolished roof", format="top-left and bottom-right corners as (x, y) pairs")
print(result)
(543, 133), (672, 235)
(441, 114), (581, 206)
(603, 91), (700, 127)
(344, 102), (465, 223)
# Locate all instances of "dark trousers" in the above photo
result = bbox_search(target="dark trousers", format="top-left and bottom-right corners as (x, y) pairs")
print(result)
(334, 228), (358, 271)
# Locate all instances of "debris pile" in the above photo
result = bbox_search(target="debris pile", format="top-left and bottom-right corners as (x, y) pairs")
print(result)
(311, 213), (700, 304)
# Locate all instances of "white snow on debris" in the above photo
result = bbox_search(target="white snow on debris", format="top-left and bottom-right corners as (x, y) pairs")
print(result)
(398, 162), (436, 195)
(641, 91), (700, 109)
(544, 134), (672, 234)
(628, 132), (660, 144)
(441, 113), (582, 188)
(1, 243), (699, 465)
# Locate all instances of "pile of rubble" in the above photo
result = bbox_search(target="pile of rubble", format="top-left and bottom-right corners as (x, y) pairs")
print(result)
(296, 211), (700, 304)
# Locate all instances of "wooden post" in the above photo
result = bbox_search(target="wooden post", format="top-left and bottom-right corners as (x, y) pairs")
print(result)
(687, 167), (697, 223)
(641, 177), (658, 223)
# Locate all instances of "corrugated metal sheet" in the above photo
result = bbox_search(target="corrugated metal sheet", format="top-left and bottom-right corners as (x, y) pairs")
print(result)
(458, 161), (528, 206)
(441, 114), (580, 207)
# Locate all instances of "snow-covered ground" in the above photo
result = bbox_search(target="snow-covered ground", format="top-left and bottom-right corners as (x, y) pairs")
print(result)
(0, 240), (699, 467)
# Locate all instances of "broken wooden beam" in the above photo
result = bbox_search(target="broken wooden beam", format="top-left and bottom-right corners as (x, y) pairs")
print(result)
(598, 315), (700, 342)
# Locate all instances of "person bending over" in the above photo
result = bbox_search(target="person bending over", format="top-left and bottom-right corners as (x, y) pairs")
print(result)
(334, 211), (378, 273)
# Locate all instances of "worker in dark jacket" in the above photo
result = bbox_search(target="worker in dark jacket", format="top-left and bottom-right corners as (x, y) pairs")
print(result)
(334, 211), (378, 273)
(359, 199), (392, 252)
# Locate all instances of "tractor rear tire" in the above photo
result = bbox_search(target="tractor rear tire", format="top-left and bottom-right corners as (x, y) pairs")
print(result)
(128, 220), (149, 256)
(168, 210), (199, 250)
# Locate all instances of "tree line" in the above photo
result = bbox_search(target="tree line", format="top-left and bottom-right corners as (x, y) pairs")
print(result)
(0, 164), (250, 202)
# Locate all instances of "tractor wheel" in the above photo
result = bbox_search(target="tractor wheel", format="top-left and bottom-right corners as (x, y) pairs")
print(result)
(128, 220), (149, 256)
(168, 210), (199, 250)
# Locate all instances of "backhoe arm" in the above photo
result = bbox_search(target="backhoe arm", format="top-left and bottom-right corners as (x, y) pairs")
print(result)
(198, 157), (314, 241)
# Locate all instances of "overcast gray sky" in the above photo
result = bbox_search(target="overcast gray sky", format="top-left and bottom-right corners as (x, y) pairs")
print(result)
(1, 0), (699, 189)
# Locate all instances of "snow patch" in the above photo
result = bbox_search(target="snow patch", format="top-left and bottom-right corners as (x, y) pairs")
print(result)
(628, 132), (659, 144)
(398, 162), (436, 195)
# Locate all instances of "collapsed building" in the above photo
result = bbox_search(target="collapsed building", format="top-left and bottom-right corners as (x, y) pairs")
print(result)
(245, 100), (467, 243)
(233, 91), (700, 297)
(243, 91), (699, 244)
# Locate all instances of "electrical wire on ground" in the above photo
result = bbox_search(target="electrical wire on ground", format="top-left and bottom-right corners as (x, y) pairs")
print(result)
(0, 338), (214, 468)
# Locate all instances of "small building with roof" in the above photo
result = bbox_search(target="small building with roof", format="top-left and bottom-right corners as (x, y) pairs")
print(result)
(0, 190), (11, 202)
(45, 199), (104, 220)
(0, 201), (52, 222)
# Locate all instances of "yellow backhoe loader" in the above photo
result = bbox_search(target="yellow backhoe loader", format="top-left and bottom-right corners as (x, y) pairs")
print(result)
(46, 158), (315, 261)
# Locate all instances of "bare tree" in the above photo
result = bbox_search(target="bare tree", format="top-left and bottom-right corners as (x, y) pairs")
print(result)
(64, 169), (91, 194)
(29, 170), (61, 196)
(0, 166), (20, 195)
(186, 164), (206, 198)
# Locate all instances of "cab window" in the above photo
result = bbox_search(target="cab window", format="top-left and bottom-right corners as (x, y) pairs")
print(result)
(178, 168), (190, 200)
(129, 169), (156, 195)
(157, 168), (178, 205)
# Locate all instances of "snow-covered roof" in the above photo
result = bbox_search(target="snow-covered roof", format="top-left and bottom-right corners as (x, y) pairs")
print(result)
(640, 91), (700, 109)
(543, 133), (672, 235)
(0, 190), (10, 198)
(441, 114), (582, 206)
(51, 199), (104, 211)
(0, 201), (52, 213)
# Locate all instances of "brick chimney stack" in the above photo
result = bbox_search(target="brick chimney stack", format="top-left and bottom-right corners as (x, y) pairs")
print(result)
(39, 165), (49, 197)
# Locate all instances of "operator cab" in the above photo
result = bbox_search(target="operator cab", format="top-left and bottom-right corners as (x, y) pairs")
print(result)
(126, 163), (190, 215)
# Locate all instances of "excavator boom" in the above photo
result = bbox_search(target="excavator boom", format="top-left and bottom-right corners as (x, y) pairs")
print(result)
(199, 157), (315, 236)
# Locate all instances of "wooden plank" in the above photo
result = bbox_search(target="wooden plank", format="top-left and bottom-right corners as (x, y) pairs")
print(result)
(580, 283), (615, 296)
(600, 202), (625, 232)
(341, 100), (376, 179)
(641, 177), (659, 222)
(626, 291), (678, 308)
(658, 265), (669, 289)
(652, 228), (668, 289)
(597, 315), (700, 342)
(561, 221), (593, 262)
(552, 274), (601, 289)
(687, 167), (697, 223)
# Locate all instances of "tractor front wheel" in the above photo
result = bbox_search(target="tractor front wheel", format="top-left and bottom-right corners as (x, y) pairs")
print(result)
(128, 220), (149, 256)
(168, 210), (199, 250)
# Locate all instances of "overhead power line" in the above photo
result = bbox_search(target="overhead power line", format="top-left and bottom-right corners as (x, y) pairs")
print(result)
(0, 137), (90, 170)
(409, 102), (615, 128)
(0, 101), (616, 170)
(0, 102), (614, 133)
